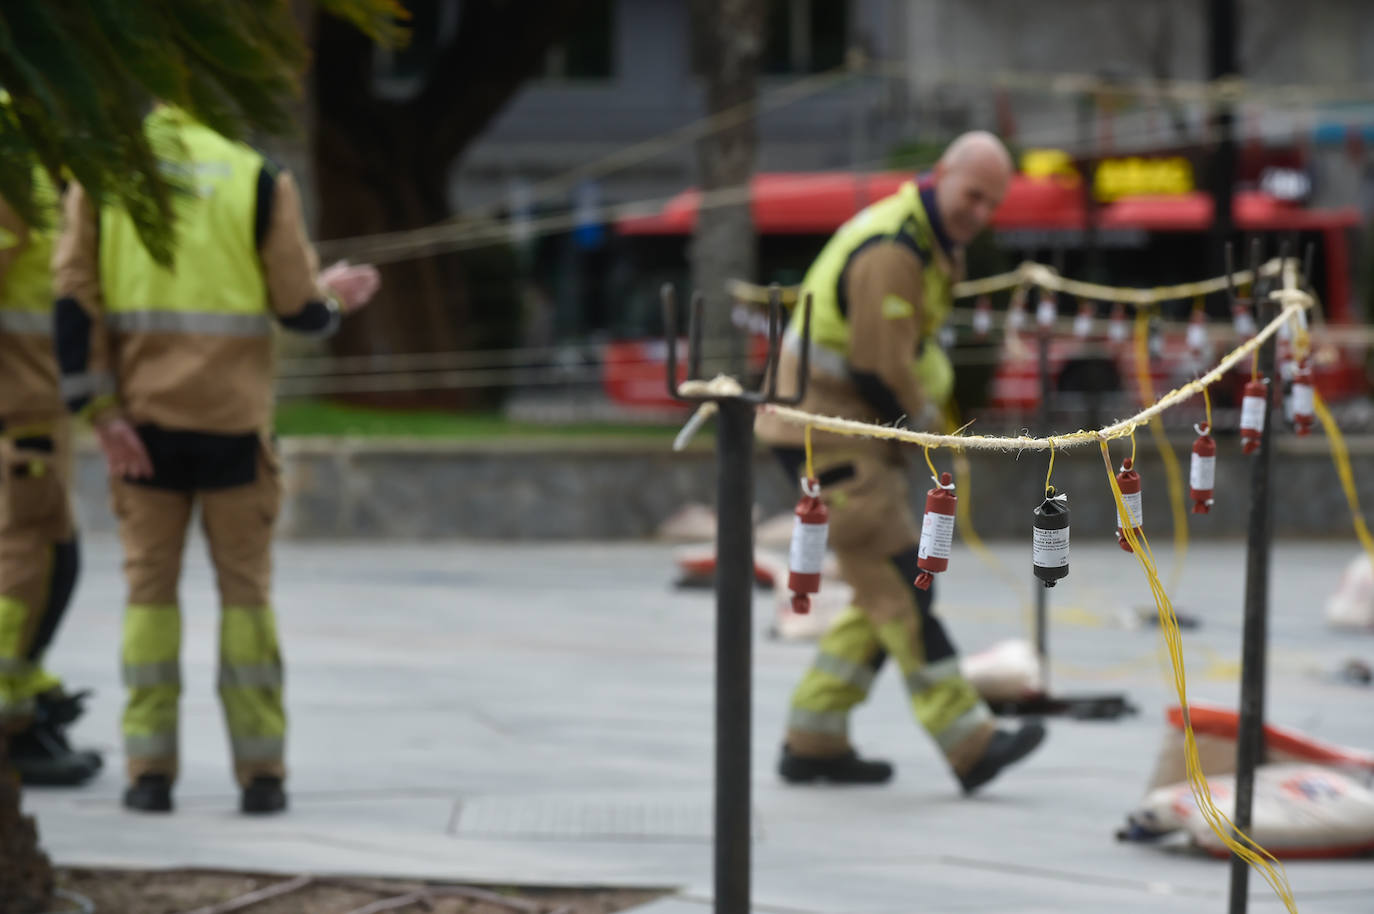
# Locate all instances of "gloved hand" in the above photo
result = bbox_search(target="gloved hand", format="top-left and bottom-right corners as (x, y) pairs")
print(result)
(94, 416), (153, 480)
(319, 259), (382, 313)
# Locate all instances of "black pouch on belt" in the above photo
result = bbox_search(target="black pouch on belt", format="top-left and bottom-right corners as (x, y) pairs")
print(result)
(132, 424), (259, 491)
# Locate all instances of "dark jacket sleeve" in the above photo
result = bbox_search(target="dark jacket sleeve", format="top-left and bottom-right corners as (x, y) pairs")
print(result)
(259, 169), (340, 337)
(52, 183), (118, 419)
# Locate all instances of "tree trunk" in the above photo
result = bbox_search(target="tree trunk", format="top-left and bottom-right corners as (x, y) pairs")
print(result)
(315, 113), (466, 358)
(266, 0), (320, 234)
(0, 737), (55, 914)
(309, 1), (593, 406)
(690, 0), (765, 378)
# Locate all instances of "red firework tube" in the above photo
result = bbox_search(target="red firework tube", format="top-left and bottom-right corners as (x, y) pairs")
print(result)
(787, 478), (828, 614)
(914, 472), (956, 590)
(1115, 457), (1143, 553)
(1190, 424), (1216, 514)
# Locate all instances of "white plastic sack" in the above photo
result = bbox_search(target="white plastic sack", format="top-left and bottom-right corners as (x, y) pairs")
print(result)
(770, 576), (851, 641)
(754, 512), (796, 549)
(1326, 553), (1374, 631)
(1128, 765), (1374, 859)
(1144, 704), (1374, 793)
(656, 503), (717, 542)
(959, 639), (1044, 703)
(674, 545), (784, 589)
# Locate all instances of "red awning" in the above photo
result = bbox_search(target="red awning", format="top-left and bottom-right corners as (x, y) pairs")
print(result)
(614, 173), (1358, 236)
(1098, 191), (1360, 231)
(616, 172), (1083, 235)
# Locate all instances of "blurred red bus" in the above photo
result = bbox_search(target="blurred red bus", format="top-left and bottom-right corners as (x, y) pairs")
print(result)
(602, 171), (1363, 415)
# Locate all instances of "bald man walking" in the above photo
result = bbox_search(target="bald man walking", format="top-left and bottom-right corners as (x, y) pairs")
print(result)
(757, 132), (1046, 793)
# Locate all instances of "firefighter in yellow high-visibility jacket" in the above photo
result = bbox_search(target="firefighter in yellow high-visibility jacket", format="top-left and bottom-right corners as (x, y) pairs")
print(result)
(757, 132), (1047, 793)
(0, 169), (102, 786)
(53, 105), (380, 815)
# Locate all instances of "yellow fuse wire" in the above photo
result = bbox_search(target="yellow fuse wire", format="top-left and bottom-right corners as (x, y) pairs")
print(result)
(1099, 440), (1297, 914)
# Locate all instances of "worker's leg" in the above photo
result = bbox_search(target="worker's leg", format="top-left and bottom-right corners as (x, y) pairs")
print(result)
(113, 477), (194, 784)
(784, 605), (887, 757)
(0, 433), (68, 730)
(199, 437), (285, 790)
(0, 428), (100, 785)
(870, 548), (996, 778)
(25, 421), (81, 666)
(777, 446), (907, 781)
(876, 544), (1046, 793)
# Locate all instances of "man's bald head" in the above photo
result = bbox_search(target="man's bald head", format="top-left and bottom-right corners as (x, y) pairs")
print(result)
(931, 131), (1013, 245)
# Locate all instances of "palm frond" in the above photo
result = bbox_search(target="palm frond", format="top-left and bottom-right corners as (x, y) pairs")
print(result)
(0, 1), (408, 265)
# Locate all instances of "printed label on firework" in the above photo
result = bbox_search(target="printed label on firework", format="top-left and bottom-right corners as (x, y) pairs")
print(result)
(1240, 395), (1266, 432)
(1190, 454), (1216, 491)
(1291, 383), (1315, 416)
(918, 511), (955, 560)
(1187, 323), (1208, 351)
(789, 521), (828, 574)
(1036, 300), (1057, 327)
(1032, 526), (1070, 568)
(1117, 491), (1143, 530)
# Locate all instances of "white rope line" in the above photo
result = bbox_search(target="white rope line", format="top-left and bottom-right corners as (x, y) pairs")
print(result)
(752, 289), (1310, 454)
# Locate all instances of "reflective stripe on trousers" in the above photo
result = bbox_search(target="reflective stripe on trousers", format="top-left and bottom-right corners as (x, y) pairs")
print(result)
(787, 570), (992, 764)
(122, 603), (182, 766)
(122, 603), (286, 777)
(786, 607), (885, 753)
(219, 605), (286, 773)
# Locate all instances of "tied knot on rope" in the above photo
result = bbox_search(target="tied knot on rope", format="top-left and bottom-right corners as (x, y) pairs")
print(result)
(676, 375), (746, 399)
(1268, 286), (1315, 310)
(1021, 261), (1060, 289)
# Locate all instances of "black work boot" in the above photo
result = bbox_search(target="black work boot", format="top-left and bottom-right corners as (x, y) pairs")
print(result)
(958, 721), (1047, 795)
(9, 721), (103, 786)
(778, 744), (894, 785)
(241, 776), (287, 815)
(123, 773), (173, 813)
(33, 688), (92, 728)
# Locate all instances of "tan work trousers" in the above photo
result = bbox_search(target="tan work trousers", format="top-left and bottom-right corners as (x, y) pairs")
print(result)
(113, 436), (286, 786)
(0, 421), (77, 729)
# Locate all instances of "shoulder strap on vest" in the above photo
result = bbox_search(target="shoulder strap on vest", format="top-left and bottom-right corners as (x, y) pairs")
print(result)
(835, 217), (933, 319)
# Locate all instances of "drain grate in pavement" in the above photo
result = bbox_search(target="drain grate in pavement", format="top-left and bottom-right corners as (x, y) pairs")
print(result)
(449, 796), (760, 843)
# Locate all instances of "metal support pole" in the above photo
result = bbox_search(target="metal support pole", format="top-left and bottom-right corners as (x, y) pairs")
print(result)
(1228, 283), (1276, 914)
(666, 283), (807, 913)
(1209, 0), (1239, 274)
(713, 398), (754, 914)
(1035, 299), (1053, 692)
(1034, 575), (1050, 694)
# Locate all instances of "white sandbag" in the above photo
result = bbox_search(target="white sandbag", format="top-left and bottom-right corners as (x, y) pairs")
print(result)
(771, 577), (851, 641)
(1144, 703), (1374, 792)
(657, 503), (717, 541)
(1122, 779), (1193, 840)
(1326, 553), (1374, 631)
(1139, 765), (1374, 859)
(752, 549), (788, 590)
(674, 545), (785, 589)
(959, 639), (1044, 703)
(754, 512), (795, 549)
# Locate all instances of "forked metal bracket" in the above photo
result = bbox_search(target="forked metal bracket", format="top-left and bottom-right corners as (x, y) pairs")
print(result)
(662, 282), (813, 405)
(1224, 236), (1313, 311)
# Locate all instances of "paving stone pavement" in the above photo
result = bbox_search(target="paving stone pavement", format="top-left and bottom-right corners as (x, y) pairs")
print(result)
(22, 534), (1374, 914)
